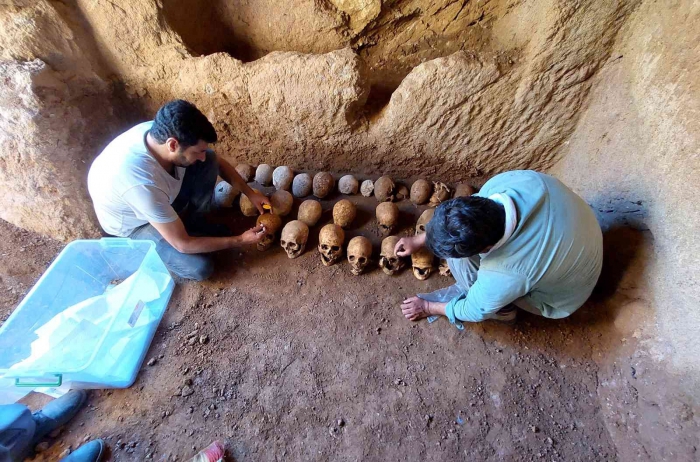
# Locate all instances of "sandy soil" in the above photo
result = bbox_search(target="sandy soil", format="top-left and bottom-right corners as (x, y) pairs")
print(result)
(1, 190), (698, 461)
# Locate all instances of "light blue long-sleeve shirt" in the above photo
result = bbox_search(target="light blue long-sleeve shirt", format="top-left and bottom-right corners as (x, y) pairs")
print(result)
(444, 170), (603, 322)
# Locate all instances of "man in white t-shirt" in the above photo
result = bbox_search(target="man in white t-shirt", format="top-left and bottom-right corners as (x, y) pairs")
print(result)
(88, 100), (270, 280)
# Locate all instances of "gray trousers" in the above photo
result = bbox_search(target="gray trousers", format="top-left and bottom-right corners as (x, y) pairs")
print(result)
(129, 150), (226, 281)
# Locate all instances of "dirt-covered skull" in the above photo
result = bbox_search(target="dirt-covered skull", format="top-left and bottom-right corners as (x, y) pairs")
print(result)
(453, 183), (475, 198)
(240, 188), (263, 217)
(313, 172), (335, 198)
(292, 173), (313, 197)
(235, 163), (255, 182)
(411, 247), (435, 280)
(256, 213), (282, 251)
(280, 220), (309, 259)
(273, 166), (294, 191)
(333, 199), (356, 229)
(255, 164), (274, 186)
(439, 259), (452, 277)
(410, 179), (432, 205)
(376, 202), (399, 235)
(428, 182), (451, 207)
(318, 224), (345, 266)
(271, 190), (293, 216)
(214, 181), (240, 208)
(415, 209), (435, 235)
(338, 175), (359, 195)
(379, 236), (406, 275)
(347, 236), (372, 275)
(374, 176), (396, 202)
(298, 200), (322, 227)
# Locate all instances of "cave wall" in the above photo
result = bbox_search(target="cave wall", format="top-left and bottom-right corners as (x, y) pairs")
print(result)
(549, 0), (700, 399)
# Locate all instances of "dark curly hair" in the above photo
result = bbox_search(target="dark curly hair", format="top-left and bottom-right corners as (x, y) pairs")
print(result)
(425, 196), (505, 258)
(149, 100), (217, 148)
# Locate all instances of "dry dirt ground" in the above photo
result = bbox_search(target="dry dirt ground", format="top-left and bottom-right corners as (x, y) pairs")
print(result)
(1, 188), (698, 461)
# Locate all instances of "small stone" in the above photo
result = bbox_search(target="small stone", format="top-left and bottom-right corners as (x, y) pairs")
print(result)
(337, 418), (345, 427)
(360, 179), (374, 197)
(59, 447), (72, 458)
(188, 337), (197, 346)
(530, 425), (539, 433)
(147, 358), (157, 366)
(181, 385), (194, 397)
(199, 335), (209, 344)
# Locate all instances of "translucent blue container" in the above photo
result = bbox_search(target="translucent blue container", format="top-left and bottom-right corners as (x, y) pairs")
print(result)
(0, 239), (174, 389)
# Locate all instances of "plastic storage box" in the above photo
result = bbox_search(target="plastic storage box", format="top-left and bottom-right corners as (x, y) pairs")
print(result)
(0, 239), (174, 389)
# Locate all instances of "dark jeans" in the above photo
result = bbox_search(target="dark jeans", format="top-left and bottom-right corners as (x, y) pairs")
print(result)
(129, 150), (225, 281)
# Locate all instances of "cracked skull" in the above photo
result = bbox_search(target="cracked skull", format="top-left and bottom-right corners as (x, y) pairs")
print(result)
(415, 209), (435, 235)
(374, 176), (396, 202)
(347, 236), (372, 275)
(256, 213), (282, 251)
(411, 247), (435, 280)
(379, 236), (406, 275)
(318, 224), (345, 266)
(376, 202), (399, 235)
(428, 182), (452, 207)
(280, 220), (309, 259)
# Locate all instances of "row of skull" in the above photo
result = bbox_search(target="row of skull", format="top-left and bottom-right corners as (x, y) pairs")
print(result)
(217, 163), (476, 208)
(257, 207), (452, 280)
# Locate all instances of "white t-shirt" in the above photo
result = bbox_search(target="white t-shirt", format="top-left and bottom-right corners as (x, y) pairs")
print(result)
(88, 121), (186, 237)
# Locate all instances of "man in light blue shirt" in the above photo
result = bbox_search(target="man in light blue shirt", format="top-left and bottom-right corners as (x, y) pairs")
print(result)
(396, 170), (603, 324)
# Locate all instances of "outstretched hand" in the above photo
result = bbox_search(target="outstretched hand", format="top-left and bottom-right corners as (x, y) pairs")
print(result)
(401, 296), (431, 321)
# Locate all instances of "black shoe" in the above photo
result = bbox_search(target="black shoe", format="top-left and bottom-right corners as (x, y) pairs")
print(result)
(31, 390), (87, 443)
(60, 439), (105, 462)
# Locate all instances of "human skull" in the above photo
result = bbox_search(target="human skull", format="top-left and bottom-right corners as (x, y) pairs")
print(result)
(256, 213), (283, 251)
(273, 166), (294, 191)
(292, 173), (313, 197)
(379, 236), (406, 275)
(374, 176), (396, 202)
(410, 179), (432, 205)
(360, 179), (374, 197)
(347, 236), (372, 275)
(338, 175), (359, 195)
(415, 209), (435, 235)
(439, 259), (452, 277)
(313, 172), (335, 198)
(271, 190), (293, 216)
(333, 199), (356, 229)
(318, 224), (345, 266)
(255, 164), (274, 186)
(240, 189), (263, 217)
(453, 183), (475, 198)
(280, 220), (309, 259)
(396, 185), (409, 201)
(411, 248), (435, 280)
(376, 202), (399, 235)
(214, 181), (240, 208)
(428, 182), (452, 207)
(235, 163), (255, 182)
(298, 200), (322, 227)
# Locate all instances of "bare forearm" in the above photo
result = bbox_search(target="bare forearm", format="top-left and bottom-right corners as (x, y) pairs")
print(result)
(427, 301), (447, 317)
(176, 235), (243, 254)
(414, 233), (427, 248)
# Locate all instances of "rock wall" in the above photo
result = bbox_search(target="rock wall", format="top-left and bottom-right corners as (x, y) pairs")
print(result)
(549, 0), (700, 400)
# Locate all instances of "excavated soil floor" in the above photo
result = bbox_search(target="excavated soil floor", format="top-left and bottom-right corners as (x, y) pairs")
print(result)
(1, 188), (698, 461)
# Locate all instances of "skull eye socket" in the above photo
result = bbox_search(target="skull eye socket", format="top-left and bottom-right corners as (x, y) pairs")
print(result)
(416, 267), (427, 275)
(290, 243), (299, 250)
(280, 240), (286, 246)
(358, 257), (367, 264)
(321, 244), (329, 250)
(389, 257), (397, 264)
(349, 255), (356, 261)
(331, 245), (340, 252)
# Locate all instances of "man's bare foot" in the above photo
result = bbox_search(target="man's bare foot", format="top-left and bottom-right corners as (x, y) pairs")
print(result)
(401, 296), (431, 321)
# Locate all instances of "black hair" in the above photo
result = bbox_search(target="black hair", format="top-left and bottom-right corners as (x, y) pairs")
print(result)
(425, 196), (506, 259)
(149, 99), (217, 148)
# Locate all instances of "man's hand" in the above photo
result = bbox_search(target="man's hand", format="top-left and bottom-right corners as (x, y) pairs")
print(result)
(401, 297), (432, 321)
(395, 236), (422, 257)
(236, 225), (266, 246)
(249, 191), (271, 215)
